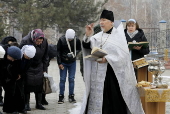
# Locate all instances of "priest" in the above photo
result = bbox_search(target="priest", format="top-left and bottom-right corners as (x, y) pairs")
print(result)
(80, 9), (145, 114)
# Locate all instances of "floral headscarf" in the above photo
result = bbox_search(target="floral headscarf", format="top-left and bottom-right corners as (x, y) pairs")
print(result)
(31, 29), (44, 42)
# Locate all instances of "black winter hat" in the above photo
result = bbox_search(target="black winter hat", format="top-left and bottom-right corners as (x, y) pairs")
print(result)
(7, 46), (21, 60)
(0, 36), (17, 45)
(100, 9), (114, 22)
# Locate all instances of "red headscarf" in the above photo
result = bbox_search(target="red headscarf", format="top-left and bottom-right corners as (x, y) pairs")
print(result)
(32, 29), (44, 42)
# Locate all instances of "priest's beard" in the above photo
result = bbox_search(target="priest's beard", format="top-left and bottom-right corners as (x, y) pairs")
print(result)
(100, 26), (113, 33)
(101, 28), (106, 33)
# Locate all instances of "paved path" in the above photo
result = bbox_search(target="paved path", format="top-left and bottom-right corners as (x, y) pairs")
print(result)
(27, 59), (85, 114)
(1, 59), (170, 114)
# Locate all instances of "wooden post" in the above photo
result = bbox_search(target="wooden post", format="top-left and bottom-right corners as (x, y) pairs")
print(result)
(136, 66), (153, 82)
(144, 101), (165, 114)
(147, 71), (153, 82)
(136, 66), (148, 113)
(137, 66), (148, 82)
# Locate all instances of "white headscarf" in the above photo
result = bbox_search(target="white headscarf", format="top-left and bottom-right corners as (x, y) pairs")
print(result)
(0, 46), (5, 58)
(128, 19), (136, 23)
(65, 29), (75, 39)
(21, 45), (36, 58)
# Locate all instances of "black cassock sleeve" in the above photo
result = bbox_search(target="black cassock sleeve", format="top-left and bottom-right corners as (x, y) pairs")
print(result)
(82, 41), (91, 49)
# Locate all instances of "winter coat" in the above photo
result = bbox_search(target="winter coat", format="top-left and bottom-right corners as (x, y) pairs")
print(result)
(0, 45), (22, 95)
(125, 29), (150, 61)
(0, 45), (25, 113)
(48, 44), (57, 60)
(20, 57), (33, 79)
(19, 31), (48, 89)
(45, 44), (57, 69)
(57, 35), (81, 65)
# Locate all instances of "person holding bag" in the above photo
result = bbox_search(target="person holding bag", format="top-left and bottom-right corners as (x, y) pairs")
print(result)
(57, 29), (81, 104)
(43, 72), (58, 94)
(20, 29), (48, 111)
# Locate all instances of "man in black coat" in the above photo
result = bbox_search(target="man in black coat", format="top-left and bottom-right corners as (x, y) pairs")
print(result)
(57, 29), (81, 104)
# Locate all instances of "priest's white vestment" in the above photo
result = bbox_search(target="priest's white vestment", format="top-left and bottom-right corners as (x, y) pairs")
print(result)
(80, 21), (145, 114)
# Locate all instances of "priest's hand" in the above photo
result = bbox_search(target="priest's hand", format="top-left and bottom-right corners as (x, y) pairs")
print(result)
(85, 23), (94, 37)
(133, 46), (142, 50)
(97, 57), (107, 63)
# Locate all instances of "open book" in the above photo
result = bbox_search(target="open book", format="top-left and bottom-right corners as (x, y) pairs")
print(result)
(84, 47), (107, 61)
(128, 42), (149, 50)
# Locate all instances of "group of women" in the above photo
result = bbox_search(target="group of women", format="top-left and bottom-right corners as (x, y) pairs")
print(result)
(0, 42), (36, 114)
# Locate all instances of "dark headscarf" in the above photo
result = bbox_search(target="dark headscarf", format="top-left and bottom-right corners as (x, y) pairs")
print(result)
(0, 36), (17, 45)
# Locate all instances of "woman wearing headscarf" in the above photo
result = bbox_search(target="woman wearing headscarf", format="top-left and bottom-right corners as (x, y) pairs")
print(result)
(20, 45), (36, 113)
(124, 19), (150, 79)
(0, 36), (17, 46)
(1, 45), (36, 114)
(124, 19), (150, 61)
(19, 29), (48, 111)
(0, 36), (18, 107)
(0, 46), (22, 114)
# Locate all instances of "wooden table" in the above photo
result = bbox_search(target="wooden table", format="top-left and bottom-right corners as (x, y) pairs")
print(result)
(136, 66), (168, 114)
(138, 87), (170, 114)
(143, 101), (165, 114)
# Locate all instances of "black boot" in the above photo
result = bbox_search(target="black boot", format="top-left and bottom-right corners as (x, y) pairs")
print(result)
(41, 93), (48, 105)
(58, 94), (64, 104)
(19, 109), (27, 114)
(68, 94), (76, 103)
(35, 93), (46, 110)
(25, 93), (31, 111)
(19, 110), (27, 114)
